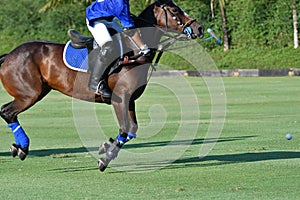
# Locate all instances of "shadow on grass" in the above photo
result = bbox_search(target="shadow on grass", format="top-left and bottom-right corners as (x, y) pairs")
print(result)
(0, 147), (91, 157)
(1, 135), (299, 172)
(124, 135), (256, 149)
(0, 135), (254, 157)
(47, 166), (99, 173)
(108, 151), (300, 173)
(169, 151), (300, 169)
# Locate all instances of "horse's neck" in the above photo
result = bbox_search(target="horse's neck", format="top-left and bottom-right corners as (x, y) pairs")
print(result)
(137, 3), (163, 48)
(140, 28), (163, 49)
(137, 3), (157, 27)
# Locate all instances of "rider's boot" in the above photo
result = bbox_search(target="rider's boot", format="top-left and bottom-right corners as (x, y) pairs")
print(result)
(88, 42), (114, 98)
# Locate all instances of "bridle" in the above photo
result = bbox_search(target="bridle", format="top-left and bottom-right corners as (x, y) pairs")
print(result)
(156, 0), (197, 37)
(126, 0), (201, 80)
(130, 1), (201, 66)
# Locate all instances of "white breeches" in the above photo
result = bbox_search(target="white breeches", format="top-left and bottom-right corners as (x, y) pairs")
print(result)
(86, 18), (122, 48)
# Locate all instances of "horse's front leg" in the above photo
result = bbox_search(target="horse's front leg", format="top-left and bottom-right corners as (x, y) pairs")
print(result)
(112, 93), (137, 143)
(98, 94), (136, 172)
(128, 100), (138, 134)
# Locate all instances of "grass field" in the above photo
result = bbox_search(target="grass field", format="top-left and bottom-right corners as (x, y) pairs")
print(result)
(0, 76), (299, 199)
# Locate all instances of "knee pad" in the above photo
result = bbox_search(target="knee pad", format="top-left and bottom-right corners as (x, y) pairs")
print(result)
(101, 42), (114, 57)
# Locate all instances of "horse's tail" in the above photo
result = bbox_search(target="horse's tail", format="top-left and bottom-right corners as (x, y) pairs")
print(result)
(0, 53), (8, 66)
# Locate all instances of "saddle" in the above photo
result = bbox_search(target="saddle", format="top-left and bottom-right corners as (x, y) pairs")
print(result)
(67, 29), (150, 67)
(68, 29), (94, 49)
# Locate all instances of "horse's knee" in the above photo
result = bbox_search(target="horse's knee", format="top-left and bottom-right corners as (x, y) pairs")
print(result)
(0, 108), (10, 123)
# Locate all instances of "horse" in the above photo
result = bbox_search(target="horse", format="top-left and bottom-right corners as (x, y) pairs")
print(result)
(0, 0), (204, 171)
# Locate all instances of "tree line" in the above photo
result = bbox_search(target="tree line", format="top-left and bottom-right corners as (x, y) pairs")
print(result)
(0, 0), (299, 69)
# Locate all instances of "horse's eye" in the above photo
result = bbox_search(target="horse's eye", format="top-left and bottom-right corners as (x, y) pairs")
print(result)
(172, 8), (178, 13)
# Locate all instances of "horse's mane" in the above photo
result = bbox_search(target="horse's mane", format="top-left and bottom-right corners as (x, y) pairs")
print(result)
(134, 3), (157, 28)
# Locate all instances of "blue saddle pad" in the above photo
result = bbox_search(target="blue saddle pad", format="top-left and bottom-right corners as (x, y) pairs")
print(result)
(63, 41), (88, 72)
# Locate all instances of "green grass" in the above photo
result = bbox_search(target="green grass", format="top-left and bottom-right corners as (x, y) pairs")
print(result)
(0, 77), (299, 199)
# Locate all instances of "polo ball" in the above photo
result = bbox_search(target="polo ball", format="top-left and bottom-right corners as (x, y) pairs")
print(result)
(285, 133), (292, 140)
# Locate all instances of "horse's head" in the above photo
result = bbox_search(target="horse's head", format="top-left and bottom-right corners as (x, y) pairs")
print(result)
(154, 0), (204, 39)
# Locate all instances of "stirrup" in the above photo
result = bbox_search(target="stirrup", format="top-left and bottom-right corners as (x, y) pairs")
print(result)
(96, 81), (112, 98)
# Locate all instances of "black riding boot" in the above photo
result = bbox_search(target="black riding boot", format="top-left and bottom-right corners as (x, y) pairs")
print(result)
(88, 43), (114, 98)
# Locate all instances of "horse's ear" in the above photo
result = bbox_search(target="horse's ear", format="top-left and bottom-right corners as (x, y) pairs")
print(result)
(155, 0), (172, 7)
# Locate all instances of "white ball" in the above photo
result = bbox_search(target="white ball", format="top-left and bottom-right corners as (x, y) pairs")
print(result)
(285, 133), (292, 140)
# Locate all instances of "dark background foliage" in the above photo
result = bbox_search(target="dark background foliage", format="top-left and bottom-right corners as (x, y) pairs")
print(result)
(0, 0), (299, 69)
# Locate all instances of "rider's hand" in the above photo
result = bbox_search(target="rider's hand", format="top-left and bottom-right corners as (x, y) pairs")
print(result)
(139, 44), (150, 56)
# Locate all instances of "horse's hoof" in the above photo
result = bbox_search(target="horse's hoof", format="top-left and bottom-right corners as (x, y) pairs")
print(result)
(98, 158), (108, 172)
(18, 147), (28, 161)
(98, 142), (110, 155)
(10, 144), (19, 157)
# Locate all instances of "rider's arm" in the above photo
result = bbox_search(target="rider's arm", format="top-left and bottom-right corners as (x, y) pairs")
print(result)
(116, 0), (135, 29)
(117, 0), (150, 56)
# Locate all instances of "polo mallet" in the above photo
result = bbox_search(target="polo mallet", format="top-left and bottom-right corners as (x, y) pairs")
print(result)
(204, 28), (222, 44)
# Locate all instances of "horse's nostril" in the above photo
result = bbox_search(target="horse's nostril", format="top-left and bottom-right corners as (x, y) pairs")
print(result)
(196, 26), (204, 38)
(198, 26), (204, 36)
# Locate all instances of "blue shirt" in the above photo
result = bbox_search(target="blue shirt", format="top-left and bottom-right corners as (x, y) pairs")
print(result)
(86, 0), (135, 28)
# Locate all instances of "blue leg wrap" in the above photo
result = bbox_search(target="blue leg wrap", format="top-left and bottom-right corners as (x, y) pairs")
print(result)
(8, 121), (30, 148)
(117, 132), (136, 146)
(127, 132), (136, 141)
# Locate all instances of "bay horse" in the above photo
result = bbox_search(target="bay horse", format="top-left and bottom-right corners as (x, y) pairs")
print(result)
(0, 0), (204, 171)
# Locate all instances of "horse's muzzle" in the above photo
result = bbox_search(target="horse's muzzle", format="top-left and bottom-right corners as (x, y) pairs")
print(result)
(196, 25), (204, 38)
(189, 24), (204, 39)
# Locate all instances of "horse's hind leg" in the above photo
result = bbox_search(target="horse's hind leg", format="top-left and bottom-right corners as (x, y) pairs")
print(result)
(0, 100), (30, 160)
(0, 87), (51, 160)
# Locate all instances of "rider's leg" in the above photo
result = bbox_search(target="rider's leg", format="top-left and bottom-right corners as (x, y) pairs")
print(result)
(87, 21), (115, 97)
(87, 42), (114, 97)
